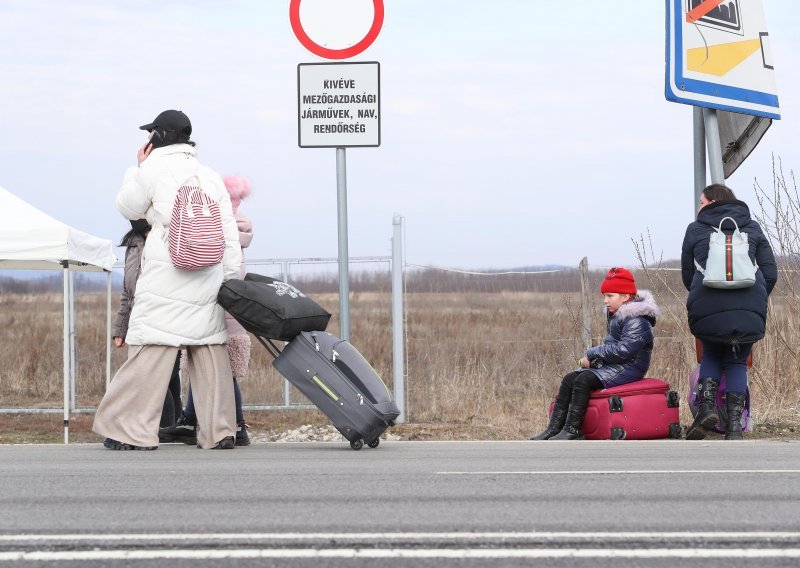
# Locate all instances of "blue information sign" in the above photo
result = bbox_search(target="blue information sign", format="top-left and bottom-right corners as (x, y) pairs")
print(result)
(666, 0), (780, 119)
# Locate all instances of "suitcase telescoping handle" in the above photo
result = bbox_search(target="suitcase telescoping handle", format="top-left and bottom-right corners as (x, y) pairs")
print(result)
(255, 332), (321, 359)
(255, 334), (282, 359)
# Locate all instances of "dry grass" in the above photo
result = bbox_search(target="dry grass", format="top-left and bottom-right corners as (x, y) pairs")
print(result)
(2, 273), (799, 441)
(4, 161), (800, 442)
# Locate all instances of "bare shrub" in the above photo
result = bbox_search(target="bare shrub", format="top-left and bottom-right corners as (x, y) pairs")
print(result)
(753, 157), (800, 422)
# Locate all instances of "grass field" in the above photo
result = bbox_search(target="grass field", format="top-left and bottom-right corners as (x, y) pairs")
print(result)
(1, 264), (798, 442)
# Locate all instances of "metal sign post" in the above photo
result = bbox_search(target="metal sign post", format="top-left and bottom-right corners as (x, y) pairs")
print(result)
(297, 61), (381, 340)
(702, 108), (726, 185)
(336, 147), (351, 339)
(692, 107), (706, 213)
(292, 0), (383, 341)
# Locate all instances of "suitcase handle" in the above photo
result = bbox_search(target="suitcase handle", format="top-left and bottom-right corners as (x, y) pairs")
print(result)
(255, 334), (282, 359)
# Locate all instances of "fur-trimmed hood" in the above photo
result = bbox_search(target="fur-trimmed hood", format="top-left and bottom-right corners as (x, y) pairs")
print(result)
(613, 289), (659, 323)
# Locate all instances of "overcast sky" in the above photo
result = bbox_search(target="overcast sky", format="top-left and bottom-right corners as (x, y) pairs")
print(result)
(1, 1), (798, 271)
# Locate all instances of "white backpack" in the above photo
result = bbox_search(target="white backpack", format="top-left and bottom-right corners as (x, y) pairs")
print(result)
(694, 216), (757, 289)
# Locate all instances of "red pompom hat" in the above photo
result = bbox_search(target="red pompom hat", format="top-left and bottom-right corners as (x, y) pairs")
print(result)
(600, 267), (637, 295)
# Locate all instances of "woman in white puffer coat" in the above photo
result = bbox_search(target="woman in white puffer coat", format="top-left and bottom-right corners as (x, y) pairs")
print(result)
(159, 175), (255, 447)
(93, 110), (242, 450)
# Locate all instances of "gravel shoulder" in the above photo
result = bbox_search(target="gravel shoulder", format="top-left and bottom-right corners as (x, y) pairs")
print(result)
(0, 411), (797, 444)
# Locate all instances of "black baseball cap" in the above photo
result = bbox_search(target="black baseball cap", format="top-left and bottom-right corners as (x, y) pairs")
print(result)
(139, 110), (192, 135)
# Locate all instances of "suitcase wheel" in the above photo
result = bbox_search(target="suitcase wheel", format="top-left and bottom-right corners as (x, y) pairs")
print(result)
(350, 439), (364, 451)
(666, 391), (680, 408)
(610, 427), (626, 440)
(668, 423), (682, 439)
(367, 438), (380, 449)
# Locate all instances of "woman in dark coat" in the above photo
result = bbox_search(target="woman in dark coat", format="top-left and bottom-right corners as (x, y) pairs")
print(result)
(681, 184), (778, 440)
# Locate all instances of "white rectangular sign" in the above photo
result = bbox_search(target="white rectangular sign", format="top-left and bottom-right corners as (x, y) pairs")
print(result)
(297, 61), (381, 148)
(666, 0), (780, 119)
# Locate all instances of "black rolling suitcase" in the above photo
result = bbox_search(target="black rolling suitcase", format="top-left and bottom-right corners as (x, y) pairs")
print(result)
(257, 331), (400, 450)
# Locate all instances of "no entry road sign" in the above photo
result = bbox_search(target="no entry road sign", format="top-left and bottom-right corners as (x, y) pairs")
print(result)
(666, 0), (780, 119)
(290, 0), (384, 60)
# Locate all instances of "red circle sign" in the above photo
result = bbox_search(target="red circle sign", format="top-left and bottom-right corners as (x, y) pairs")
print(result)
(289, 0), (384, 60)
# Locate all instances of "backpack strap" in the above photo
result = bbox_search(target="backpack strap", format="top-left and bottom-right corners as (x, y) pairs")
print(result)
(162, 165), (201, 227)
(694, 259), (705, 275)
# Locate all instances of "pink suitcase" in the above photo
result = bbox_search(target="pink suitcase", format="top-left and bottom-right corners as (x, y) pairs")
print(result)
(549, 378), (681, 440)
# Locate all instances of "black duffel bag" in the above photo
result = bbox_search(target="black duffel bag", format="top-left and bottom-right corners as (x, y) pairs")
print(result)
(218, 273), (331, 341)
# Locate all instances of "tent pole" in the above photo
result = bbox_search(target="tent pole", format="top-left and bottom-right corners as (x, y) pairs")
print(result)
(61, 261), (70, 444)
(106, 270), (112, 388)
(69, 272), (77, 411)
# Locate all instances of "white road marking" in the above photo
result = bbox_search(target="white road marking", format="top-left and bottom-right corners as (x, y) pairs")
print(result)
(2, 531), (800, 542)
(2, 548), (800, 561)
(437, 469), (800, 475)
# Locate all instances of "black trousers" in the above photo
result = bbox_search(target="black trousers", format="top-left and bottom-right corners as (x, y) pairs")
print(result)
(159, 352), (183, 427)
(556, 370), (603, 411)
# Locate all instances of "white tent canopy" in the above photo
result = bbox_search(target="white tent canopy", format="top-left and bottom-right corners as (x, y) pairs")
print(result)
(0, 185), (117, 443)
(0, 186), (116, 271)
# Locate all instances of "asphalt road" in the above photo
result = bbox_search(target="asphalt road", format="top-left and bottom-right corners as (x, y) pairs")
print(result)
(1, 440), (799, 567)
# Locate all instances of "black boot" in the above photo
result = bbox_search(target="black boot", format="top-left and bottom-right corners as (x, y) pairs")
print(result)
(550, 404), (586, 440)
(235, 422), (251, 447)
(724, 392), (746, 440)
(530, 399), (568, 440)
(686, 378), (719, 440)
(158, 413), (197, 445)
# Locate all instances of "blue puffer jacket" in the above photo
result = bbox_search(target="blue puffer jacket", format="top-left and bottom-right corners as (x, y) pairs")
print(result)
(585, 290), (659, 388)
(681, 200), (777, 344)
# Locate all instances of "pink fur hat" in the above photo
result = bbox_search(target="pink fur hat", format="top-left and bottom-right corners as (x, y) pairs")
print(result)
(222, 175), (252, 213)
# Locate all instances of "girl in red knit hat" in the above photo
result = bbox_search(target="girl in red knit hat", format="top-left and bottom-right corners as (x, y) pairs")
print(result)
(530, 267), (659, 440)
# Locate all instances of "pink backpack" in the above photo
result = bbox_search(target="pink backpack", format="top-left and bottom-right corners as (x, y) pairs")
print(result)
(168, 175), (225, 270)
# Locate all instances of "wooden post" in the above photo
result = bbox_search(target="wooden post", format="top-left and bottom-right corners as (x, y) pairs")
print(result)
(579, 257), (592, 350)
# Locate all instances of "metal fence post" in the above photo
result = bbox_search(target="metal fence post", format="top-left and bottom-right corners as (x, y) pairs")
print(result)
(391, 215), (406, 423)
(282, 260), (292, 407)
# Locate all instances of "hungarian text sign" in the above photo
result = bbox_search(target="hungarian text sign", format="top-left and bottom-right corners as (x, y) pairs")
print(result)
(666, 0), (780, 119)
(297, 61), (380, 148)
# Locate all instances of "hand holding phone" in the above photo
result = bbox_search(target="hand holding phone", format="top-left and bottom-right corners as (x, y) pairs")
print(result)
(137, 133), (154, 165)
